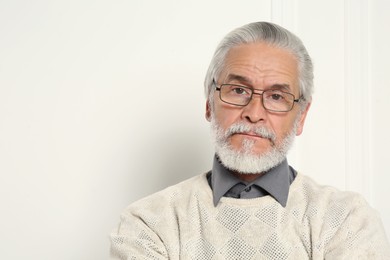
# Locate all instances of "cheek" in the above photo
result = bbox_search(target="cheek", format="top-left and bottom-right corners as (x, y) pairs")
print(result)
(213, 104), (242, 129)
(275, 118), (299, 141)
(270, 116), (297, 141)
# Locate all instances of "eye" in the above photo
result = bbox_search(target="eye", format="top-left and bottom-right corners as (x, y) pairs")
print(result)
(270, 93), (284, 100)
(231, 87), (250, 95)
(264, 90), (289, 102)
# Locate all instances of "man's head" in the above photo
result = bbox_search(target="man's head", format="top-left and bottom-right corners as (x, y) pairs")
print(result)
(205, 22), (313, 175)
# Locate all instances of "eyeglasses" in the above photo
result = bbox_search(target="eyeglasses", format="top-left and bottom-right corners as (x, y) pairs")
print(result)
(215, 83), (301, 112)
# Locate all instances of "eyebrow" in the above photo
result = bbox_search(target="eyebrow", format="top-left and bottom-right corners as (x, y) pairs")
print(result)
(225, 73), (292, 92)
(225, 74), (253, 85)
(268, 83), (292, 92)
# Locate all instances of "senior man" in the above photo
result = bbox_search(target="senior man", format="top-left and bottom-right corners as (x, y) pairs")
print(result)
(110, 22), (390, 259)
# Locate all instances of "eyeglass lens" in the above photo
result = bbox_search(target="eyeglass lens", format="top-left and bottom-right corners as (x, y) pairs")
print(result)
(219, 84), (295, 112)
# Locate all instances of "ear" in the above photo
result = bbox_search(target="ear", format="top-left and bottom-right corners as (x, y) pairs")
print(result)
(205, 101), (212, 122)
(295, 102), (311, 136)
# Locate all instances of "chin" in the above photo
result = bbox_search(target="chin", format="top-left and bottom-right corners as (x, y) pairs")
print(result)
(216, 144), (286, 174)
(233, 139), (270, 155)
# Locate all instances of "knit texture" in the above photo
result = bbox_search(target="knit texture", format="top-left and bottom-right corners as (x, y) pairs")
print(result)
(110, 173), (390, 259)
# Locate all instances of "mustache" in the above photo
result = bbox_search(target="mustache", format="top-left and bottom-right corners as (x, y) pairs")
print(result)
(224, 123), (276, 143)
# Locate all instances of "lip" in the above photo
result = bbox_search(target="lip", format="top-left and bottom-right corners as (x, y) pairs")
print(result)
(234, 132), (265, 139)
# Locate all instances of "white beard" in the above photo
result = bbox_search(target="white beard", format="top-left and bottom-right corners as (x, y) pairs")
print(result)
(210, 115), (298, 174)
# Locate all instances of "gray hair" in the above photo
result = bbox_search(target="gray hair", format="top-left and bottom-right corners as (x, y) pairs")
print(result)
(204, 22), (313, 109)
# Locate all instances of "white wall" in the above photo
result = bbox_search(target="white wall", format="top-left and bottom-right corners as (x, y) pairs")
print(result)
(0, 0), (389, 259)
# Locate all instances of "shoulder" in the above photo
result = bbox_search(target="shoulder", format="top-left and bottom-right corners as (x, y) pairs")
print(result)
(114, 172), (212, 250)
(123, 172), (211, 218)
(292, 173), (367, 207)
(111, 174), (211, 258)
(293, 174), (390, 257)
(288, 173), (378, 231)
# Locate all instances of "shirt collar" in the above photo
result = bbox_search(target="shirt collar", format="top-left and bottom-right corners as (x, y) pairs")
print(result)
(210, 154), (293, 207)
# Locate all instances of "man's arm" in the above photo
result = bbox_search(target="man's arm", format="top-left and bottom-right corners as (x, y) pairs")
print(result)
(324, 197), (390, 259)
(110, 212), (169, 260)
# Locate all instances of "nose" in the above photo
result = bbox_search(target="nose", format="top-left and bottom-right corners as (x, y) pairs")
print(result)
(242, 93), (267, 123)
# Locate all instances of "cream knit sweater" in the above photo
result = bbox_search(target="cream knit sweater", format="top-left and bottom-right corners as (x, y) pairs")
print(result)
(110, 173), (390, 259)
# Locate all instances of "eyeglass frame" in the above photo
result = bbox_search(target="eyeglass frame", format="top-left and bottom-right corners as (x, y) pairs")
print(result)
(213, 80), (302, 112)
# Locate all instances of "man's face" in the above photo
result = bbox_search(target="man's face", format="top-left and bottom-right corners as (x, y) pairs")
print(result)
(206, 43), (310, 173)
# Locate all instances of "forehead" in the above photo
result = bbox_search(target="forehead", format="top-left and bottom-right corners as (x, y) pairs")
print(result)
(220, 43), (299, 92)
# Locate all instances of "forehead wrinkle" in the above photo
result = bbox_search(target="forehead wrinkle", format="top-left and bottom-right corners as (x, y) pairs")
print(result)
(225, 74), (252, 85)
(221, 60), (297, 85)
(218, 43), (299, 94)
(222, 70), (294, 92)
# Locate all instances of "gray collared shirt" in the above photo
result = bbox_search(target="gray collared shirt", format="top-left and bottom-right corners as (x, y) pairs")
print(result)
(207, 155), (297, 207)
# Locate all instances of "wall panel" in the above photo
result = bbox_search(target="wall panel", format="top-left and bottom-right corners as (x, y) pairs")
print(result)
(370, 0), (390, 238)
